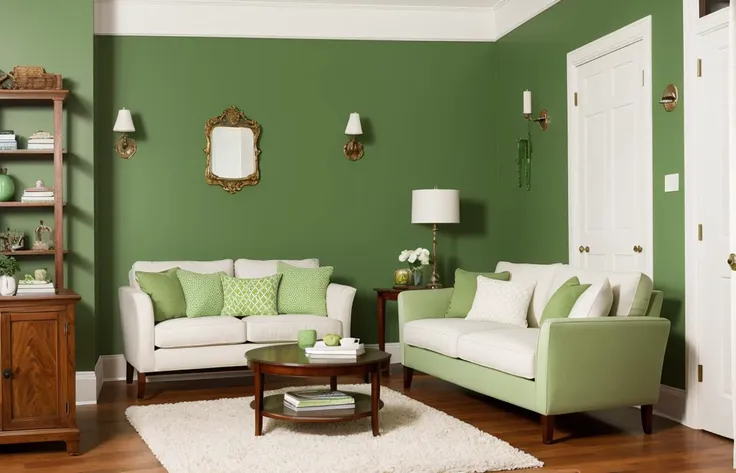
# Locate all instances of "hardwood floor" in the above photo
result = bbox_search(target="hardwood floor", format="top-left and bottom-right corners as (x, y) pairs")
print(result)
(0, 366), (732, 472)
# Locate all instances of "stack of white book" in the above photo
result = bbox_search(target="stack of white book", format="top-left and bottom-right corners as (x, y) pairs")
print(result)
(17, 280), (55, 296)
(283, 389), (355, 412)
(0, 131), (17, 151)
(305, 341), (365, 361)
(27, 131), (54, 150)
(21, 186), (54, 203)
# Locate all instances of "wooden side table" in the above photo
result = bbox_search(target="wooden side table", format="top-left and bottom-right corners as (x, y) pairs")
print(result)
(374, 287), (431, 375)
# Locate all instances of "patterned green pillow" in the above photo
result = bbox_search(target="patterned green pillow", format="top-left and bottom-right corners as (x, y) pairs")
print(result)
(277, 262), (333, 316)
(221, 274), (280, 316)
(176, 269), (225, 317)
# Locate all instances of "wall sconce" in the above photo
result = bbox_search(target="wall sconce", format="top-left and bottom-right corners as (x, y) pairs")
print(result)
(523, 90), (550, 131)
(113, 108), (137, 159)
(659, 84), (679, 112)
(344, 112), (364, 161)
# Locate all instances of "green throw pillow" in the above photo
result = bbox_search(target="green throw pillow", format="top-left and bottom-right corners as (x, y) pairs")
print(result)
(445, 269), (511, 318)
(277, 262), (333, 316)
(539, 276), (591, 324)
(136, 268), (187, 323)
(176, 269), (226, 317)
(221, 273), (280, 316)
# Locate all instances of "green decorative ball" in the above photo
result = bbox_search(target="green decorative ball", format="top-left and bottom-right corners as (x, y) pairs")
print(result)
(323, 333), (342, 346)
(0, 173), (14, 202)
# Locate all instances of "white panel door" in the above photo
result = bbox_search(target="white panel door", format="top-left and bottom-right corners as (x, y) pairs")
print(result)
(696, 23), (733, 439)
(570, 39), (652, 276)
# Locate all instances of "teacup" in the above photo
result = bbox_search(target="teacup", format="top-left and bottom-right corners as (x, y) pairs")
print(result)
(340, 337), (360, 347)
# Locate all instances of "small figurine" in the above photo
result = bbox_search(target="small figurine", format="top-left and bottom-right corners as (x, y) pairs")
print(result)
(0, 228), (24, 251)
(32, 220), (52, 250)
(34, 268), (47, 282)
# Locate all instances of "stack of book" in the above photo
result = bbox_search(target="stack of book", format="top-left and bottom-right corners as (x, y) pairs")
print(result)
(0, 130), (17, 151)
(283, 389), (355, 412)
(305, 341), (365, 361)
(21, 185), (54, 203)
(27, 131), (54, 150)
(16, 280), (55, 296)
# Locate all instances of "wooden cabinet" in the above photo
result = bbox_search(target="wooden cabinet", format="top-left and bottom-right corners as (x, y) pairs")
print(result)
(0, 290), (80, 454)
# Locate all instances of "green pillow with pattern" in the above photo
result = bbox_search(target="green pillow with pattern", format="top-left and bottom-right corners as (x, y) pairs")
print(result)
(221, 273), (281, 316)
(277, 262), (333, 316)
(176, 269), (226, 317)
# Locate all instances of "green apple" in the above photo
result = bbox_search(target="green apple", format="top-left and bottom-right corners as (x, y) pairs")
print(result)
(323, 333), (342, 346)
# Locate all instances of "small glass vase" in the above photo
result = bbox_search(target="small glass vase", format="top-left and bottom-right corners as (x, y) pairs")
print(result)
(411, 267), (423, 287)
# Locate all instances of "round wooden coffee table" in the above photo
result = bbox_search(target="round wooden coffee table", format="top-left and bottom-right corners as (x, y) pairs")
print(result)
(246, 344), (391, 436)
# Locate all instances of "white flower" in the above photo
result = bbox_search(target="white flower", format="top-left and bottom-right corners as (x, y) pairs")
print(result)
(408, 252), (418, 263)
(398, 250), (410, 262)
(419, 254), (430, 265)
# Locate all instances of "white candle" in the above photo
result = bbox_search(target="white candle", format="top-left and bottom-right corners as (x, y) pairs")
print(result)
(523, 90), (532, 115)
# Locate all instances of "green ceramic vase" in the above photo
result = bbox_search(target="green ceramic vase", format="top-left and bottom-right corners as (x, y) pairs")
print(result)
(0, 169), (14, 202)
(297, 329), (317, 348)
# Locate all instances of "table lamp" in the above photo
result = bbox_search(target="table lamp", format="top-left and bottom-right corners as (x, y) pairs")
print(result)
(411, 189), (460, 288)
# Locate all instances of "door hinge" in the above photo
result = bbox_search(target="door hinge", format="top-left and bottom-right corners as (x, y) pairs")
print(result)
(697, 58), (702, 77)
(698, 224), (703, 241)
(697, 364), (703, 382)
(642, 70), (645, 86)
(574, 92), (578, 106)
(65, 401), (70, 415)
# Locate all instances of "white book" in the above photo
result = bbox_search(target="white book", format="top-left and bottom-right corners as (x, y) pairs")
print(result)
(23, 192), (54, 198)
(27, 144), (54, 150)
(28, 139), (54, 144)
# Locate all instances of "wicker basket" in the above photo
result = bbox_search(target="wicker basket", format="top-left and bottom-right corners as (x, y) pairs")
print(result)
(11, 66), (62, 90)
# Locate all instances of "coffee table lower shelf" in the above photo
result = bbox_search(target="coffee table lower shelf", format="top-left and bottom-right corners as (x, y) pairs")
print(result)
(251, 392), (383, 423)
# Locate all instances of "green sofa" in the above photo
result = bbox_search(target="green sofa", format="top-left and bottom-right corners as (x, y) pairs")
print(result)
(398, 262), (670, 443)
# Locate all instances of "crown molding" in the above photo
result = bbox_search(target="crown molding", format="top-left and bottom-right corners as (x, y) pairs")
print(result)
(94, 0), (497, 41)
(492, 0), (560, 40)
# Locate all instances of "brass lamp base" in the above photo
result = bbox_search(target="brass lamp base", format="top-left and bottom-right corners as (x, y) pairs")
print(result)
(115, 134), (137, 159)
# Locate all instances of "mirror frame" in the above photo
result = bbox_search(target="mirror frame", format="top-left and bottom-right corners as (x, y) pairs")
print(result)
(204, 105), (262, 194)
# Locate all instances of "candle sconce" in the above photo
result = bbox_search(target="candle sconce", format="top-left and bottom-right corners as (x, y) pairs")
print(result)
(523, 90), (551, 131)
(517, 90), (550, 191)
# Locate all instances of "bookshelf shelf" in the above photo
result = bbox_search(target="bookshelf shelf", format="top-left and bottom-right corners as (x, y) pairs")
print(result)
(0, 149), (66, 156)
(1, 249), (67, 256)
(0, 89), (69, 101)
(0, 201), (65, 208)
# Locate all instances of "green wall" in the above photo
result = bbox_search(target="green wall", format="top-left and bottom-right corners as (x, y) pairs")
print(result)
(5, 0), (96, 369)
(493, 0), (685, 388)
(94, 36), (497, 355)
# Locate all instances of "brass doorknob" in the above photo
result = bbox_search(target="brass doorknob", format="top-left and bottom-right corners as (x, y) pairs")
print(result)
(584, 246), (590, 253)
(633, 245), (643, 253)
(578, 246), (585, 253)
(728, 253), (736, 271)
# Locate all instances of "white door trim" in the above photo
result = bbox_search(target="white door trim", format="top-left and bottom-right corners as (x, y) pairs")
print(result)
(566, 16), (654, 277)
(682, 0), (730, 430)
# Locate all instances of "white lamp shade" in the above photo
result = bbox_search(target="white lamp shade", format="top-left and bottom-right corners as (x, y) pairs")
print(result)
(344, 113), (363, 135)
(113, 108), (136, 133)
(411, 189), (460, 224)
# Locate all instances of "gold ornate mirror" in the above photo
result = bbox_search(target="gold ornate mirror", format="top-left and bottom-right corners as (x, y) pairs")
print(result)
(204, 105), (261, 193)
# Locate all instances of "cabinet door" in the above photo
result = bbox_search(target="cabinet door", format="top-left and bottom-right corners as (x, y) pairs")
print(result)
(1, 311), (67, 430)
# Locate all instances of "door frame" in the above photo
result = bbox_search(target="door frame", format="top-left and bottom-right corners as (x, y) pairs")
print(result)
(682, 0), (730, 430)
(566, 16), (654, 277)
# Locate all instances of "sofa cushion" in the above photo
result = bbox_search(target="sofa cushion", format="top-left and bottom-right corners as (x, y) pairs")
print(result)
(495, 262), (563, 328)
(466, 276), (535, 328)
(445, 269), (511, 318)
(276, 263), (333, 316)
(569, 278), (613, 319)
(154, 316), (246, 348)
(457, 328), (539, 379)
(234, 258), (319, 279)
(403, 318), (511, 358)
(221, 273), (280, 316)
(539, 277), (590, 324)
(129, 259), (234, 288)
(177, 269), (225, 317)
(548, 266), (652, 316)
(245, 314), (342, 342)
(135, 268), (187, 323)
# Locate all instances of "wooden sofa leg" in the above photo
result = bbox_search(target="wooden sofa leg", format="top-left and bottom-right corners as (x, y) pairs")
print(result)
(641, 404), (653, 434)
(137, 372), (147, 399)
(403, 366), (414, 389)
(126, 361), (134, 384)
(541, 415), (554, 444)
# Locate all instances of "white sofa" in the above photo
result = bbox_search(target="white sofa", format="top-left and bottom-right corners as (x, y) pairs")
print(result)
(119, 258), (357, 398)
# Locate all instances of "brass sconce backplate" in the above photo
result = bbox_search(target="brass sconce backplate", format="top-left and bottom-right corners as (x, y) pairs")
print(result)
(344, 138), (364, 161)
(538, 109), (550, 131)
(660, 84), (679, 112)
(115, 134), (137, 159)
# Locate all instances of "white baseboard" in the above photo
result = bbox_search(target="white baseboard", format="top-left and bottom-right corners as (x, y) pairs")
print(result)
(75, 372), (98, 405)
(654, 384), (686, 423)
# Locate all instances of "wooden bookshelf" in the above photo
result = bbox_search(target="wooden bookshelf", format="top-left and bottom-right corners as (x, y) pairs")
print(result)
(0, 149), (66, 156)
(1, 249), (68, 256)
(0, 201), (66, 207)
(0, 89), (69, 101)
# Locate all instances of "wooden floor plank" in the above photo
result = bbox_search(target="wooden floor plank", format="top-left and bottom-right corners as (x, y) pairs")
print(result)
(0, 366), (731, 472)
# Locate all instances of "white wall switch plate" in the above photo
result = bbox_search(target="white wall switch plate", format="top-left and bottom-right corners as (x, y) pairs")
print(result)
(664, 173), (679, 192)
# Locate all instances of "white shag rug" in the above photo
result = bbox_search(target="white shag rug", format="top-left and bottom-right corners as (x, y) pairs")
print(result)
(126, 384), (543, 473)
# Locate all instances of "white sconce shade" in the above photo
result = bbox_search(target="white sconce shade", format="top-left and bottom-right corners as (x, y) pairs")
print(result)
(113, 108), (136, 133)
(523, 90), (532, 115)
(411, 189), (460, 224)
(344, 113), (363, 135)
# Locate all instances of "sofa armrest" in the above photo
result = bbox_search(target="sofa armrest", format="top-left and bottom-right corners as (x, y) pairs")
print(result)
(326, 283), (357, 337)
(398, 288), (453, 342)
(535, 316), (670, 415)
(118, 286), (156, 373)
(645, 290), (663, 317)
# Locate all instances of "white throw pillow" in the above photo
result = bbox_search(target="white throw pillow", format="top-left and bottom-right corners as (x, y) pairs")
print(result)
(466, 276), (536, 328)
(568, 278), (613, 318)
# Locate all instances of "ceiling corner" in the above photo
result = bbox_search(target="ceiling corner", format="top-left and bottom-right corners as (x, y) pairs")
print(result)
(492, 0), (561, 40)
